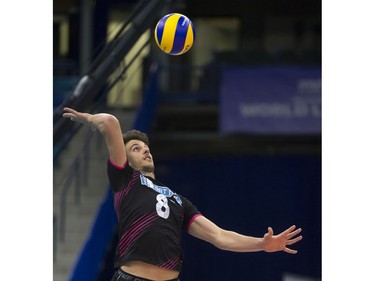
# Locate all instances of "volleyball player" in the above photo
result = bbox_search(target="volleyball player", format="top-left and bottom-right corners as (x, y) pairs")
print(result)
(63, 107), (303, 281)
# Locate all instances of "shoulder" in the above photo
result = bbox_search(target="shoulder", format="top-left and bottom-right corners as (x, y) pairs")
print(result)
(107, 160), (139, 191)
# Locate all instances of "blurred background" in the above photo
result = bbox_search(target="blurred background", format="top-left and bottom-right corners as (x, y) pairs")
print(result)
(53, 0), (321, 280)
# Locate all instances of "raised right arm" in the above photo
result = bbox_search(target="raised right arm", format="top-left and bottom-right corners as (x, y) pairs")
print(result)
(62, 107), (127, 167)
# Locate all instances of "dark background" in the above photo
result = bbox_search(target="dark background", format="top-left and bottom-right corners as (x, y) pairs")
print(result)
(53, 0), (321, 280)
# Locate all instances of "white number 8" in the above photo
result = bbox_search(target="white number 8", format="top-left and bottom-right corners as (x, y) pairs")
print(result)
(156, 194), (170, 219)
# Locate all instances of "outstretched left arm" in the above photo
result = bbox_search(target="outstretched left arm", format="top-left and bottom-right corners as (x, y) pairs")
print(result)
(188, 216), (302, 254)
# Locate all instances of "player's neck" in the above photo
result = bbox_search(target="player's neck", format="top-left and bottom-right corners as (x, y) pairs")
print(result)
(142, 171), (155, 179)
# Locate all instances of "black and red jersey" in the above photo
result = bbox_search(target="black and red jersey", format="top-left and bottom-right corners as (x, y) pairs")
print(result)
(107, 159), (201, 272)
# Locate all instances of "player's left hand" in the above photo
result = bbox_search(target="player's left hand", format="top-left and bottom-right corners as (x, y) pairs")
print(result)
(262, 225), (302, 254)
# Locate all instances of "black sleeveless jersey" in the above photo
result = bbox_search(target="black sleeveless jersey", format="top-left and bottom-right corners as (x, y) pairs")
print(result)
(107, 159), (201, 272)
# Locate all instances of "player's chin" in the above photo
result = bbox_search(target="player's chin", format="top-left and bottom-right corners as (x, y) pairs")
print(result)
(143, 163), (155, 171)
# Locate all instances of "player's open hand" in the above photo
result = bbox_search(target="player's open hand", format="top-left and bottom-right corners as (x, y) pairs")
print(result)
(262, 225), (302, 254)
(62, 107), (96, 131)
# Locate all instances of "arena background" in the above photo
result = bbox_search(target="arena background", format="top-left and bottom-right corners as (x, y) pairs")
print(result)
(53, 1), (321, 280)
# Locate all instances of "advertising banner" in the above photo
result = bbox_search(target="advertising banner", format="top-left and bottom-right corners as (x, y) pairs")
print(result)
(220, 66), (321, 134)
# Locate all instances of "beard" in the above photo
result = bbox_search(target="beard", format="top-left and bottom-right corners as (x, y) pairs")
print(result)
(129, 160), (154, 173)
(142, 163), (154, 173)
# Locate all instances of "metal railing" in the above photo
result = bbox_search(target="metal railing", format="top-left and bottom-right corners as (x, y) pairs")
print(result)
(53, 0), (169, 154)
(53, 127), (95, 260)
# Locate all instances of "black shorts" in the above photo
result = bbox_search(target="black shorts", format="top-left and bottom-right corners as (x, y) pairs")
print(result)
(111, 268), (180, 281)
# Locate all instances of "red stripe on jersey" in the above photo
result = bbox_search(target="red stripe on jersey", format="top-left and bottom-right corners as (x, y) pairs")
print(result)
(118, 212), (158, 257)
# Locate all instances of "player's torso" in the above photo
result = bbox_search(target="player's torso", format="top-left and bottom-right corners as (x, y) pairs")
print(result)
(115, 174), (185, 264)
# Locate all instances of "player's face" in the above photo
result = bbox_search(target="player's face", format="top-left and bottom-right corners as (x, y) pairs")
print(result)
(126, 140), (154, 173)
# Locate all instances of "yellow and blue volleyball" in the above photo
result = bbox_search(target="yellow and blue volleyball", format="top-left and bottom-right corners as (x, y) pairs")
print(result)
(154, 13), (195, 55)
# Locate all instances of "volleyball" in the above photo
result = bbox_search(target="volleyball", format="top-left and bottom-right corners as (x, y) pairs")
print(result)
(154, 13), (195, 55)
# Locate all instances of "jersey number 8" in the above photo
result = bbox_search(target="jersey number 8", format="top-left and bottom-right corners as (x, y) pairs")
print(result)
(156, 194), (170, 219)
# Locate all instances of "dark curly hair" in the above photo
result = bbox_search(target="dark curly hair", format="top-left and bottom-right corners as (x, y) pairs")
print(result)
(122, 129), (150, 145)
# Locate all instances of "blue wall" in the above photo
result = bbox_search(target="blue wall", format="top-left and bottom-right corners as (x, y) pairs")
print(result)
(155, 154), (321, 281)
